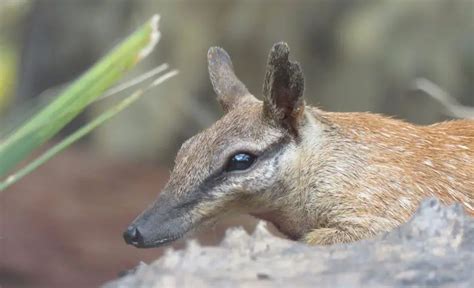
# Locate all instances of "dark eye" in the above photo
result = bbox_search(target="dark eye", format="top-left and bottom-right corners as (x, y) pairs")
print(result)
(225, 153), (256, 172)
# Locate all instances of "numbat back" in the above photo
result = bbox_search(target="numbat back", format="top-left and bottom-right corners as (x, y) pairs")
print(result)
(124, 42), (474, 247)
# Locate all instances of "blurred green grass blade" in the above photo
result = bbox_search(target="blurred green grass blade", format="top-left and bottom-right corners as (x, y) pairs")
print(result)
(0, 15), (161, 178)
(0, 63), (168, 142)
(0, 91), (142, 191)
(0, 69), (178, 191)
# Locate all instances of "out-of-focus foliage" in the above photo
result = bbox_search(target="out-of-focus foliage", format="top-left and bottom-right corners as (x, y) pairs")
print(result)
(0, 14), (161, 184)
(0, 46), (16, 112)
(0, 1), (29, 111)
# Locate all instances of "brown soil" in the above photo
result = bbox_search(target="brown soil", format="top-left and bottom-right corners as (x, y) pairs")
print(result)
(0, 148), (258, 288)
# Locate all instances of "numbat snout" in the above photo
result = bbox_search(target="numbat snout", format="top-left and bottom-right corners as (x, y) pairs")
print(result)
(124, 42), (474, 248)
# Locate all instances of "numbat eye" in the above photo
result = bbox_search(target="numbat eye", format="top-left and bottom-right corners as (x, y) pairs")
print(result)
(226, 153), (256, 172)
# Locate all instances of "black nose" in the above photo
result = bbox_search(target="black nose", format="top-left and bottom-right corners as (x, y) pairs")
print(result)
(123, 226), (144, 246)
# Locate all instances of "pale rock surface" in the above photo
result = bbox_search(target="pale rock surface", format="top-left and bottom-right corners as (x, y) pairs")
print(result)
(104, 199), (474, 288)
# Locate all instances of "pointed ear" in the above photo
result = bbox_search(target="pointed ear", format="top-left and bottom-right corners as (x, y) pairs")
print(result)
(262, 42), (305, 135)
(208, 47), (253, 112)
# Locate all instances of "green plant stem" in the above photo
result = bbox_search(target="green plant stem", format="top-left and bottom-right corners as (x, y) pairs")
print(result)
(0, 15), (160, 177)
(0, 69), (178, 191)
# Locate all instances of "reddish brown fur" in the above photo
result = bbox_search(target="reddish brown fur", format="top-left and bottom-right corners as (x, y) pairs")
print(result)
(325, 111), (474, 217)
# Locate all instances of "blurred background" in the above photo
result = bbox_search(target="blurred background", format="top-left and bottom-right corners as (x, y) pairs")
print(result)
(0, 0), (473, 287)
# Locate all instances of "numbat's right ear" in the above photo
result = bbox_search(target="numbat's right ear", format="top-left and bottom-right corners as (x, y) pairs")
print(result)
(262, 42), (305, 136)
(208, 47), (254, 113)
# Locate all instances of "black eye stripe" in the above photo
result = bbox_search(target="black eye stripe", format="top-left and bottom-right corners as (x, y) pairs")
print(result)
(221, 136), (290, 174)
(187, 136), (291, 199)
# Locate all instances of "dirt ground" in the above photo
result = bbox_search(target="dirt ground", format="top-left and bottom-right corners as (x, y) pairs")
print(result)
(0, 147), (259, 288)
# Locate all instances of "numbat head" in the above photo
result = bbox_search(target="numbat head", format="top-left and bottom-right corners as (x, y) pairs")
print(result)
(124, 42), (474, 248)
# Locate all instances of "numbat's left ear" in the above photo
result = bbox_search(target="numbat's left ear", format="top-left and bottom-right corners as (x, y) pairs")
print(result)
(262, 42), (305, 136)
(208, 47), (254, 113)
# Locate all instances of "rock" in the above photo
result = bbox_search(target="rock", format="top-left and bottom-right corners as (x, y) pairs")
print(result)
(104, 199), (474, 288)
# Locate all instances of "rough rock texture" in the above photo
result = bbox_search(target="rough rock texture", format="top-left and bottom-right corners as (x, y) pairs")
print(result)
(104, 199), (474, 288)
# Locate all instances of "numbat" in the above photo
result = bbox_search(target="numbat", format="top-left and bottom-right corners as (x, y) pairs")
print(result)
(124, 42), (474, 247)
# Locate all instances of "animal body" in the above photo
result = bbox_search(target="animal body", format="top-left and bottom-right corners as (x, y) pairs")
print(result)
(124, 42), (474, 248)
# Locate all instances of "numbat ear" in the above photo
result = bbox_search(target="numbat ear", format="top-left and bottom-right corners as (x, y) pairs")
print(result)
(208, 47), (254, 112)
(262, 42), (305, 136)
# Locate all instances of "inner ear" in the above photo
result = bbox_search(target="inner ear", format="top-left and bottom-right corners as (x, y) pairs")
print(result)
(208, 47), (254, 113)
(262, 42), (305, 135)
